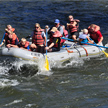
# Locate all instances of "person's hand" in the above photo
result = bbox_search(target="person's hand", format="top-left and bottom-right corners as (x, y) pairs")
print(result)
(45, 47), (49, 50)
(97, 43), (100, 45)
(6, 44), (11, 48)
(67, 23), (70, 26)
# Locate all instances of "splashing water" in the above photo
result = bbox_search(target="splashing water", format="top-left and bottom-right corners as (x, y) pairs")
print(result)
(0, 78), (19, 88)
(4, 99), (22, 107)
(37, 57), (53, 76)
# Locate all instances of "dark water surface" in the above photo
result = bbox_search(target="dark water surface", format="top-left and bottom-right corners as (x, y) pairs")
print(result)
(0, 0), (108, 108)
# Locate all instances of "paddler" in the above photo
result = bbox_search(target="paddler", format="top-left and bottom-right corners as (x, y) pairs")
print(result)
(30, 23), (46, 53)
(45, 27), (61, 52)
(0, 30), (19, 48)
(67, 15), (80, 41)
(79, 29), (93, 44)
(88, 24), (103, 45)
(18, 38), (30, 50)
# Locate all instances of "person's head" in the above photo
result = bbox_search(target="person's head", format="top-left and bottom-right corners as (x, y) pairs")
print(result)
(54, 19), (60, 27)
(68, 15), (74, 22)
(20, 38), (26, 45)
(8, 31), (13, 39)
(5, 25), (13, 32)
(7, 25), (12, 30)
(45, 25), (49, 29)
(35, 23), (41, 31)
(89, 24), (96, 32)
(50, 27), (58, 35)
(83, 29), (88, 34)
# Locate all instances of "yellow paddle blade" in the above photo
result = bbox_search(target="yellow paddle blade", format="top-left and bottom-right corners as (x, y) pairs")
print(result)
(102, 50), (108, 57)
(44, 55), (49, 71)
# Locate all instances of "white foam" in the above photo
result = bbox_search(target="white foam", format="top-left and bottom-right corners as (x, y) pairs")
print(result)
(0, 78), (19, 87)
(36, 57), (53, 76)
(12, 59), (38, 71)
(5, 99), (22, 106)
(0, 66), (9, 75)
(25, 104), (37, 107)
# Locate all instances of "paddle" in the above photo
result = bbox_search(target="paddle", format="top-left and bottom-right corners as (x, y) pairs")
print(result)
(83, 42), (108, 58)
(44, 29), (49, 71)
(97, 45), (108, 57)
(81, 42), (108, 49)
(62, 37), (108, 57)
(61, 37), (78, 42)
(0, 32), (6, 47)
(61, 37), (108, 49)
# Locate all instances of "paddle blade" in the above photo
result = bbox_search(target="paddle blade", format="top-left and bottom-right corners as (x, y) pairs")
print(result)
(102, 50), (108, 57)
(44, 55), (49, 71)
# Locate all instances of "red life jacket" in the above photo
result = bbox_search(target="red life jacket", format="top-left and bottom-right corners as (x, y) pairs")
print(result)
(49, 30), (61, 48)
(5, 33), (19, 45)
(69, 21), (79, 33)
(12, 28), (15, 32)
(19, 41), (29, 49)
(32, 30), (44, 45)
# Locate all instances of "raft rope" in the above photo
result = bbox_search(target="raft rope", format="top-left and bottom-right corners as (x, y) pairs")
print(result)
(80, 45), (88, 56)
(66, 48), (73, 53)
(74, 47), (81, 57)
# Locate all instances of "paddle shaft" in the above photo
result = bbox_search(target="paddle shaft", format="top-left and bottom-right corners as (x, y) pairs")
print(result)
(0, 32), (6, 44)
(61, 37), (78, 42)
(61, 37), (108, 49)
(44, 29), (49, 71)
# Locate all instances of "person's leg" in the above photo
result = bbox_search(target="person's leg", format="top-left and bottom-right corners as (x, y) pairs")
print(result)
(30, 43), (37, 51)
(72, 35), (77, 40)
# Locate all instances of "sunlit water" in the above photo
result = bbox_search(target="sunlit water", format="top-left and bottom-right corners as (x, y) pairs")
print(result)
(0, 0), (108, 108)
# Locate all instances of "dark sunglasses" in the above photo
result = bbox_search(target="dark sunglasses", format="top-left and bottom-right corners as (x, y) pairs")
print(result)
(69, 18), (73, 19)
(35, 27), (39, 28)
(51, 31), (55, 33)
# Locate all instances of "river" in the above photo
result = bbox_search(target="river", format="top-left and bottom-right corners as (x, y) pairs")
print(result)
(0, 0), (108, 108)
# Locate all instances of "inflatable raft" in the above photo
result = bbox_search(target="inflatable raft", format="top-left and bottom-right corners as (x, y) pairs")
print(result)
(0, 41), (106, 63)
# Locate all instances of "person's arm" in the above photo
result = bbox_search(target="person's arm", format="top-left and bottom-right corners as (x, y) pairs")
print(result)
(96, 31), (103, 45)
(59, 26), (64, 35)
(46, 42), (54, 50)
(72, 21), (77, 27)
(97, 36), (103, 45)
(86, 36), (94, 43)
(42, 31), (46, 46)
(15, 38), (19, 45)
(46, 37), (58, 50)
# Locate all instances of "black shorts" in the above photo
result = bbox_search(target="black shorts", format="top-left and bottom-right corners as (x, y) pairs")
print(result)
(37, 45), (45, 53)
(68, 31), (79, 39)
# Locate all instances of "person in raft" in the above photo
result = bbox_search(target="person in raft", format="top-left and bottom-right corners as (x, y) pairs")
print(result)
(30, 23), (46, 53)
(45, 27), (61, 52)
(87, 24), (103, 45)
(67, 15), (80, 41)
(54, 19), (66, 46)
(5, 25), (15, 33)
(44, 25), (50, 34)
(17, 38), (30, 50)
(0, 30), (19, 48)
(79, 29), (93, 44)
